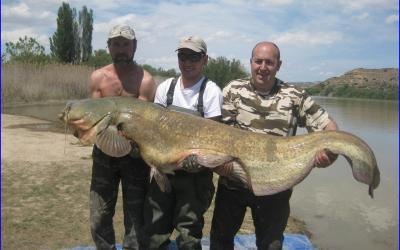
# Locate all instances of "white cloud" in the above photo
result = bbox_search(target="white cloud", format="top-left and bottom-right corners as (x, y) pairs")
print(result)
(354, 12), (370, 20)
(1, 2), (54, 26)
(2, 28), (50, 48)
(207, 30), (252, 43)
(385, 14), (399, 24)
(2, 3), (31, 18)
(224, 0), (294, 7)
(2, 28), (36, 42)
(274, 31), (343, 46)
(256, 0), (294, 6)
(337, 0), (397, 11)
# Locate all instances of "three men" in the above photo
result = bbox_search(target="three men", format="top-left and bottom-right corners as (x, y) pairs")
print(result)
(88, 26), (336, 249)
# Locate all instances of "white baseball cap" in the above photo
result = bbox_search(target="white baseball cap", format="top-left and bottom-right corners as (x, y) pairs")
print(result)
(108, 24), (136, 40)
(176, 36), (207, 53)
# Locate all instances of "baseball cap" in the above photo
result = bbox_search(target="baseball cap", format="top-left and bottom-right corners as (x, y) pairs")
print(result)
(108, 24), (136, 40)
(176, 36), (207, 54)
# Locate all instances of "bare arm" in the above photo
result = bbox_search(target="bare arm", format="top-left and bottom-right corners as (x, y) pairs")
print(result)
(89, 70), (103, 99)
(138, 70), (156, 102)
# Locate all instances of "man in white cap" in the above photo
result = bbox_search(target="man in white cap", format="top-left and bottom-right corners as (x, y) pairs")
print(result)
(89, 24), (156, 250)
(143, 36), (223, 250)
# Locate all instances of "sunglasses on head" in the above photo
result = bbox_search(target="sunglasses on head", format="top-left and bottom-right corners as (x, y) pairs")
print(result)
(177, 52), (204, 63)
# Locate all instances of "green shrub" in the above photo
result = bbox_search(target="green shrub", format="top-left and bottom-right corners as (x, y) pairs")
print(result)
(203, 56), (249, 88)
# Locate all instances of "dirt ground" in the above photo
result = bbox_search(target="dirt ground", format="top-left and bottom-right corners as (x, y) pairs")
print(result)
(1, 113), (311, 249)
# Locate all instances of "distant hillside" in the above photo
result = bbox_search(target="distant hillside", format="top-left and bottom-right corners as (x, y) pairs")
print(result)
(289, 81), (321, 88)
(304, 68), (398, 100)
(322, 68), (398, 87)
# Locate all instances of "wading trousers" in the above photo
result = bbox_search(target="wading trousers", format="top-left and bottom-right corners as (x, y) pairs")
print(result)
(143, 170), (215, 250)
(210, 179), (292, 250)
(90, 145), (149, 250)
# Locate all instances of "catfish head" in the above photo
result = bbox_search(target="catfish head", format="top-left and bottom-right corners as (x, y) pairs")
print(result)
(58, 98), (132, 157)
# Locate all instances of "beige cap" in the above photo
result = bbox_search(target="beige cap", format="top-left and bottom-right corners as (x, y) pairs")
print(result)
(108, 24), (136, 40)
(176, 36), (207, 53)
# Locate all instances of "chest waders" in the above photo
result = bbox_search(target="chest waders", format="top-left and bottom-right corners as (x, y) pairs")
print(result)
(142, 76), (215, 250)
(166, 77), (208, 117)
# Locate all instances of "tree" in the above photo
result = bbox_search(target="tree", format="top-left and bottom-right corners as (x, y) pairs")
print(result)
(79, 6), (93, 62)
(85, 49), (112, 68)
(142, 64), (179, 77)
(50, 2), (75, 63)
(4, 36), (50, 63)
(203, 56), (249, 88)
(72, 8), (81, 63)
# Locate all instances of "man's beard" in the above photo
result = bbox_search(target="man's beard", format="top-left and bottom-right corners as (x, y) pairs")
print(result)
(112, 54), (134, 67)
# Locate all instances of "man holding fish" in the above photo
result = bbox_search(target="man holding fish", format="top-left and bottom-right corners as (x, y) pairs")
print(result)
(209, 41), (338, 250)
(142, 36), (223, 250)
(88, 24), (156, 250)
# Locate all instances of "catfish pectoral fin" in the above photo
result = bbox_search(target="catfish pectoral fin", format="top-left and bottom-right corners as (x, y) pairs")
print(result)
(180, 150), (253, 190)
(185, 150), (235, 168)
(150, 167), (172, 193)
(95, 125), (132, 157)
(224, 160), (253, 191)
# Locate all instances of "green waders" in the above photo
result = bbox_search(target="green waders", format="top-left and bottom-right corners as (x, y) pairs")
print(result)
(90, 145), (149, 250)
(143, 170), (215, 250)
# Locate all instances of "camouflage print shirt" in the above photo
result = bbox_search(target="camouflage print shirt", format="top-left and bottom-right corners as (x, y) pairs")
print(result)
(222, 78), (331, 137)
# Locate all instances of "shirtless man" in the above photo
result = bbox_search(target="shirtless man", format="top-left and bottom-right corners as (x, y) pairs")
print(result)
(90, 25), (155, 100)
(88, 24), (156, 250)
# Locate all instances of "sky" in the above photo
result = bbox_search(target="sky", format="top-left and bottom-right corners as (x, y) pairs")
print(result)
(1, 0), (399, 82)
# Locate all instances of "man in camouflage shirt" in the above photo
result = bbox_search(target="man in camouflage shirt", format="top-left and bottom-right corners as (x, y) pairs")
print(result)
(209, 41), (338, 250)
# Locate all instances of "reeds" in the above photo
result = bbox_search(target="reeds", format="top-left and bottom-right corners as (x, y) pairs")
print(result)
(2, 62), (93, 104)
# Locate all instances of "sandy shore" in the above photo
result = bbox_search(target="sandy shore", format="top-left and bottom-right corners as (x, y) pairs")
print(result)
(1, 113), (310, 249)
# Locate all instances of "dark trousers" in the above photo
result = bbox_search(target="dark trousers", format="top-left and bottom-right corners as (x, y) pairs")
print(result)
(90, 146), (149, 250)
(210, 180), (292, 250)
(143, 170), (215, 250)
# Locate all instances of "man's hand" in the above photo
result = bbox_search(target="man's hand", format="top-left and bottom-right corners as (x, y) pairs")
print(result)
(313, 149), (338, 168)
(314, 119), (339, 168)
(181, 154), (202, 172)
(129, 141), (141, 158)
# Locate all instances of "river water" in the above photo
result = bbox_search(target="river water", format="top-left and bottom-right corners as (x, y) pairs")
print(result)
(291, 97), (398, 250)
(2, 97), (398, 250)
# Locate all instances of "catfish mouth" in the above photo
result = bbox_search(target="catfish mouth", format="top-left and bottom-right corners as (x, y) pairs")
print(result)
(67, 113), (112, 145)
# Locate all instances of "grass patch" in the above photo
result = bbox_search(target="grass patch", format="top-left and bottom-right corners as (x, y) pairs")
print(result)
(2, 62), (92, 104)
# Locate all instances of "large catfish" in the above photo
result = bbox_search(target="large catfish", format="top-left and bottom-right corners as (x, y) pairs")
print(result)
(59, 97), (380, 197)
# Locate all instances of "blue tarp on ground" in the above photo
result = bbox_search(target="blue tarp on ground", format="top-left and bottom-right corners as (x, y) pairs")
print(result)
(67, 233), (315, 250)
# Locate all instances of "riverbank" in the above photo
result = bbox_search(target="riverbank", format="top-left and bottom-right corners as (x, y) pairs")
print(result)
(1, 113), (311, 249)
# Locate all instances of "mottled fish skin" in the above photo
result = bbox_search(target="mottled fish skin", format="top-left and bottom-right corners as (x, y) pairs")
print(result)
(59, 97), (380, 197)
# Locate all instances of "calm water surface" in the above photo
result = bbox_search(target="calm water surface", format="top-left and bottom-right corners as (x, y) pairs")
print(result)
(292, 97), (398, 250)
(2, 97), (399, 250)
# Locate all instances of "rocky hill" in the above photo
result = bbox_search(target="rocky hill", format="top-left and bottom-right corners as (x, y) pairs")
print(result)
(322, 68), (398, 88)
(304, 68), (398, 100)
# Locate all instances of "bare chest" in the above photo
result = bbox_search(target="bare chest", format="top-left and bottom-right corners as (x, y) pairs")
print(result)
(99, 74), (140, 97)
